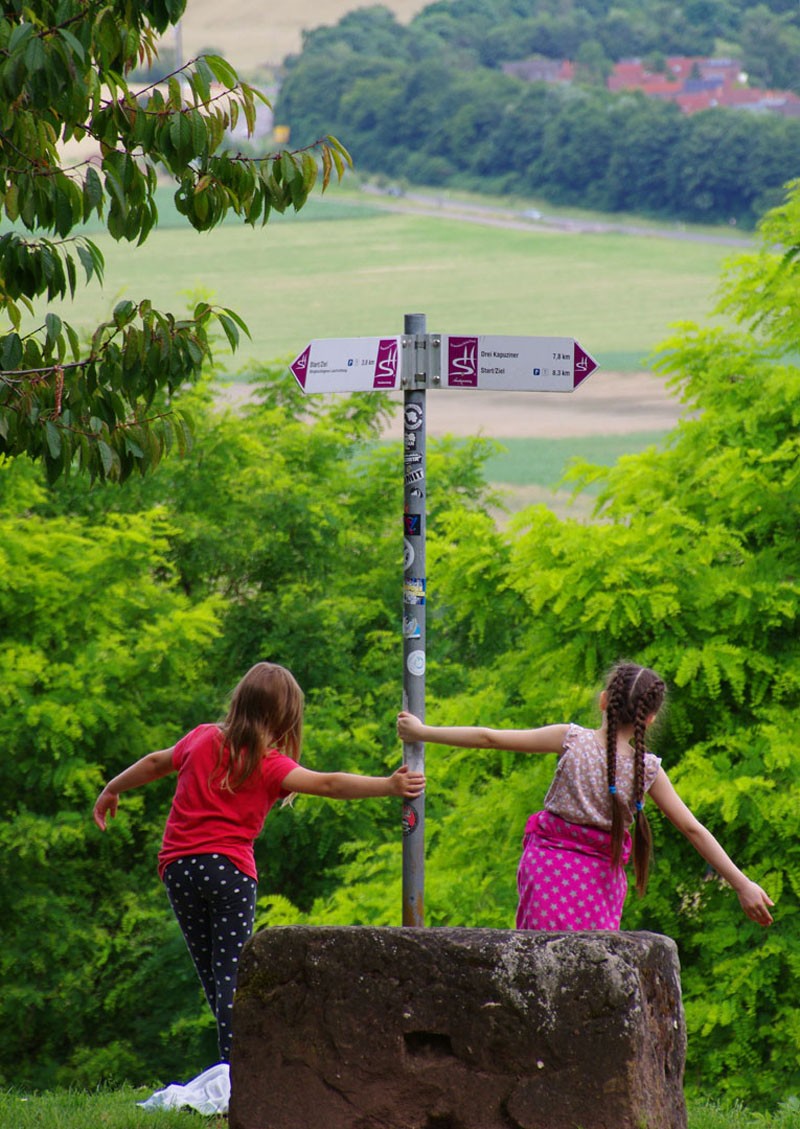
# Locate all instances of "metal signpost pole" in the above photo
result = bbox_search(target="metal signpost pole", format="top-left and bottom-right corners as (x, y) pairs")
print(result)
(288, 322), (597, 929)
(401, 312), (427, 928)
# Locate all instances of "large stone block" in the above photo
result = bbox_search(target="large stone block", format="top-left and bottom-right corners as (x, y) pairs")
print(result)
(229, 926), (686, 1129)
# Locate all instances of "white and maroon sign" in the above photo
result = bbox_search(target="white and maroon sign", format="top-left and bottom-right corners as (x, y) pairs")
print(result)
(442, 335), (597, 392)
(290, 333), (598, 394)
(290, 336), (401, 393)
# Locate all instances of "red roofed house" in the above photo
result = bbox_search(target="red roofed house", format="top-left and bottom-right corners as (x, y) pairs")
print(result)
(505, 52), (800, 115)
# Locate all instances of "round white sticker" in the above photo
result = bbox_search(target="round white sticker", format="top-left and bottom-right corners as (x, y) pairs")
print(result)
(404, 403), (423, 431)
(406, 650), (426, 677)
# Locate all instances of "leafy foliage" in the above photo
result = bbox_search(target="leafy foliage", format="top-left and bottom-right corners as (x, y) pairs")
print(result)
(0, 459), (224, 1085)
(0, 1), (350, 481)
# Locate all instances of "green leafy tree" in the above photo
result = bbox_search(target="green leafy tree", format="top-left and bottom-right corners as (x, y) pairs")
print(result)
(604, 96), (683, 214)
(537, 91), (617, 207)
(740, 4), (800, 89)
(0, 455), (225, 1086)
(664, 109), (770, 223)
(0, 1), (349, 482)
(575, 39), (614, 86)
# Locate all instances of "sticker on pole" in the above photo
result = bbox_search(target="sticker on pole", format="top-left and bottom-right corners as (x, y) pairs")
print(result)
(402, 802), (420, 836)
(442, 335), (598, 392)
(290, 337), (401, 393)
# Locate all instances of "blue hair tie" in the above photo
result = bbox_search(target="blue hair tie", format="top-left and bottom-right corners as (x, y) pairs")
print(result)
(608, 785), (617, 795)
(635, 801), (644, 812)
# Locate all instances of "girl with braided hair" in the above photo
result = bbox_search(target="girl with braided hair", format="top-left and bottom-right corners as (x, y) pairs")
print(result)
(397, 661), (773, 931)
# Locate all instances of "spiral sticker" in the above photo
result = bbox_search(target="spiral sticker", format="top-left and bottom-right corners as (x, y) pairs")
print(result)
(406, 650), (426, 677)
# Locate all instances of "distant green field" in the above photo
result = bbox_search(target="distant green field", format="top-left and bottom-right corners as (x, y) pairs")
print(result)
(376, 430), (671, 490)
(21, 186), (738, 373)
(479, 431), (671, 487)
(375, 430), (672, 520)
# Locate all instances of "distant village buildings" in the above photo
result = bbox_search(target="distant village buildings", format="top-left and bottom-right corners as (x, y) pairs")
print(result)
(502, 54), (800, 116)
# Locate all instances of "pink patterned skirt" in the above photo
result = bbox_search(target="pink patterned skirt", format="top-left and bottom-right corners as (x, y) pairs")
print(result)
(516, 810), (632, 931)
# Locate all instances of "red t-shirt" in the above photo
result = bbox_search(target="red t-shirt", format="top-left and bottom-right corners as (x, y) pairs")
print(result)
(157, 724), (299, 881)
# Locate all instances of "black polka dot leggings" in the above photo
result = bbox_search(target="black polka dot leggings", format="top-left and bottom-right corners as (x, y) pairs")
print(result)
(163, 853), (257, 1062)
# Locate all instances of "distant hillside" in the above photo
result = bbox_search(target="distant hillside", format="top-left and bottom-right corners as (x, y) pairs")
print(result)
(276, 4), (800, 227)
(168, 0), (427, 72)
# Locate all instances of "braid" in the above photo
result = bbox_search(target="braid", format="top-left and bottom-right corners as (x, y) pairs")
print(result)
(605, 669), (628, 869)
(603, 663), (666, 886)
(632, 697), (650, 806)
(631, 689), (657, 896)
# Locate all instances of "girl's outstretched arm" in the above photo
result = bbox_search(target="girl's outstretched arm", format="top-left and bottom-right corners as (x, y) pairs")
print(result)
(648, 769), (774, 926)
(93, 747), (176, 830)
(282, 763), (425, 801)
(397, 711), (569, 754)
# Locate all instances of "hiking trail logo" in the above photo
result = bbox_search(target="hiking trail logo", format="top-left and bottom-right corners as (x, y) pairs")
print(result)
(373, 338), (399, 388)
(447, 336), (479, 387)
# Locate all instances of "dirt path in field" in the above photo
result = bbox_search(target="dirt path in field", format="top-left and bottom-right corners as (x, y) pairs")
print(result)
(376, 370), (684, 440)
(219, 369), (685, 439)
(357, 187), (754, 248)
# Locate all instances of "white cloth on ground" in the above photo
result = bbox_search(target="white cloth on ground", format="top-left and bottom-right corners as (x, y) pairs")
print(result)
(137, 1062), (230, 1115)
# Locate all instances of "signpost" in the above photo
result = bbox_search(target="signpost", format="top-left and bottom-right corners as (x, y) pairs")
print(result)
(290, 333), (597, 395)
(290, 316), (598, 927)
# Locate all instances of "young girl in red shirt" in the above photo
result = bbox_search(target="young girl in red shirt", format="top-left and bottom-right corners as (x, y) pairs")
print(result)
(94, 661), (424, 1063)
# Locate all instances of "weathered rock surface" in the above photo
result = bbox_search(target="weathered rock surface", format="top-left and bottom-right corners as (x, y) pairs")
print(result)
(229, 926), (686, 1129)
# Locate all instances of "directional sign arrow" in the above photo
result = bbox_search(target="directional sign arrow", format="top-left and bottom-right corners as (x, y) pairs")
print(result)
(441, 334), (598, 392)
(290, 336), (402, 393)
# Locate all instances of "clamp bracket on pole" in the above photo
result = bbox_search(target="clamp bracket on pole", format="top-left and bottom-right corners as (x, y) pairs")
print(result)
(401, 333), (435, 388)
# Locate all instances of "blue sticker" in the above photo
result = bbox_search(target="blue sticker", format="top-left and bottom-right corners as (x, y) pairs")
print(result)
(403, 577), (426, 605)
(403, 614), (421, 639)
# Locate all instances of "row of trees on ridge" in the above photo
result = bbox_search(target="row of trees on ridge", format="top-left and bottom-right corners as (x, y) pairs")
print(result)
(276, 5), (800, 225)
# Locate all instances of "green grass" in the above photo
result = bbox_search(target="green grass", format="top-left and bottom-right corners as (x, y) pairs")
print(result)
(0, 1086), (223, 1128)
(480, 431), (671, 488)
(2, 1089), (797, 1128)
(16, 185), (739, 374)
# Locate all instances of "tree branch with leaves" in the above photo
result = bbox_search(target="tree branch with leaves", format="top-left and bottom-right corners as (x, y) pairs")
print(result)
(0, 0), (351, 482)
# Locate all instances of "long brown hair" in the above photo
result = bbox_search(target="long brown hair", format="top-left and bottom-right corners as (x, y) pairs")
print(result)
(213, 662), (304, 791)
(604, 661), (666, 896)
